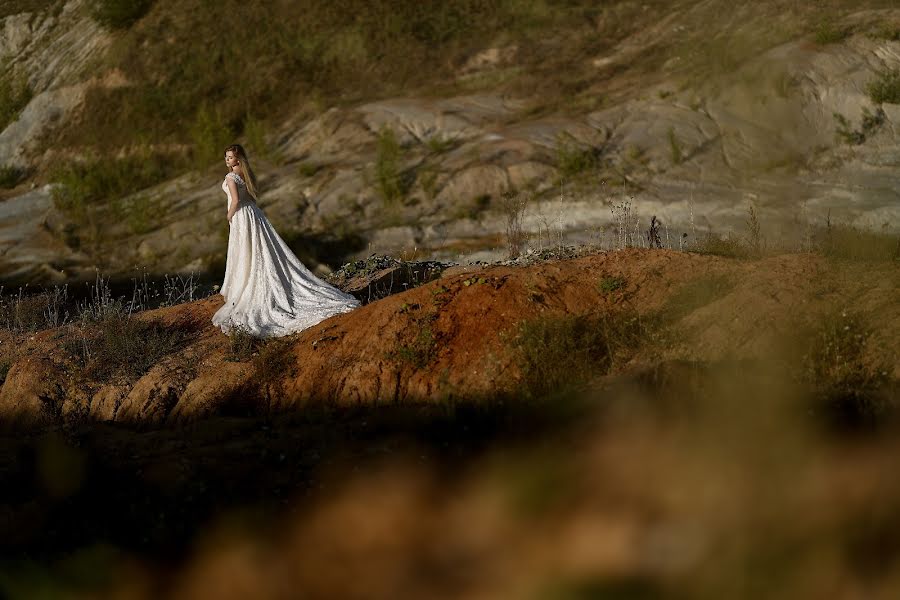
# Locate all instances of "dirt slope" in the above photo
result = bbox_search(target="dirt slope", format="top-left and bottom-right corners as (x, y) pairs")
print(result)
(0, 250), (896, 429)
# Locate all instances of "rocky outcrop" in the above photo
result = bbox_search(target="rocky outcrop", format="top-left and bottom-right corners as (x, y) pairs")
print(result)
(1, 4), (900, 281)
(0, 355), (66, 429)
(0, 250), (896, 430)
(0, 1), (112, 168)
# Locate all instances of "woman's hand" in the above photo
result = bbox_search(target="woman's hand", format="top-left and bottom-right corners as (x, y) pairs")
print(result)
(227, 210), (236, 224)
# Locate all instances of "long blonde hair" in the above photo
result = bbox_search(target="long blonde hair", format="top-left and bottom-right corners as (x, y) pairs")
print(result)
(225, 144), (259, 200)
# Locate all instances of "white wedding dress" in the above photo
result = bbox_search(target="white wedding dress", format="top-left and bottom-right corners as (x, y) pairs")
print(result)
(212, 172), (360, 337)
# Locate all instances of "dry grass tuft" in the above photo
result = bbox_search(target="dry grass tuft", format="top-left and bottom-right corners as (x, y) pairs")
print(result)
(252, 338), (297, 400)
(822, 220), (899, 263)
(65, 311), (201, 382)
(514, 310), (652, 398)
(225, 325), (259, 362)
(803, 310), (895, 430)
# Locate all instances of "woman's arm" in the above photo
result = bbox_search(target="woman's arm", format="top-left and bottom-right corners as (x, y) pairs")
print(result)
(226, 176), (240, 223)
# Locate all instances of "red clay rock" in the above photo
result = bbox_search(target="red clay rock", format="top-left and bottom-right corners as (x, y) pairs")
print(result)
(0, 356), (66, 429)
(115, 365), (184, 427)
(89, 384), (129, 422)
(0, 250), (897, 430)
(166, 361), (252, 424)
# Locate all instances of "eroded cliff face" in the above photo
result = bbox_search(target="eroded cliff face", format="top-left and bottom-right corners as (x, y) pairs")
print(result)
(0, 1), (111, 167)
(0, 0), (112, 281)
(1, 2), (899, 283)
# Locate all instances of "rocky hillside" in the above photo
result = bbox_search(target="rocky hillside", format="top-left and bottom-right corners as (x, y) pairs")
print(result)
(1, 1), (900, 282)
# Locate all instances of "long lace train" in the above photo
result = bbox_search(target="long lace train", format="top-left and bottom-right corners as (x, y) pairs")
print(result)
(212, 173), (359, 337)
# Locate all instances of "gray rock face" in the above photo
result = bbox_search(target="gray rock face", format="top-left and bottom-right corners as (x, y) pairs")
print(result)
(0, 186), (88, 281)
(3, 1), (111, 91)
(0, 1), (111, 170)
(0, 13), (33, 58)
(1, 5), (900, 282)
(0, 85), (87, 168)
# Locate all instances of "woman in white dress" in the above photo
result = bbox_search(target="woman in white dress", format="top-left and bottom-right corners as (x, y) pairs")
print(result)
(212, 144), (360, 337)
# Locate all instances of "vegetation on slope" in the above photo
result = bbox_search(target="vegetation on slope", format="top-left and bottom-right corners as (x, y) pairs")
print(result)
(41, 0), (896, 195)
(67, 0), (656, 155)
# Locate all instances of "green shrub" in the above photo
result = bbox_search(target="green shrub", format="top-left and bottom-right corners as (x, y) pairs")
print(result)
(50, 150), (172, 220)
(833, 108), (885, 145)
(252, 338), (296, 397)
(374, 126), (408, 205)
(89, 0), (154, 29)
(598, 276), (625, 295)
(391, 313), (438, 369)
(1, 1), (58, 19)
(320, 28), (369, 70)
(122, 194), (165, 235)
(867, 69), (900, 104)
(243, 114), (276, 163)
(63, 0), (651, 166)
(871, 23), (900, 41)
(417, 165), (440, 200)
(555, 134), (598, 181)
(514, 312), (647, 397)
(190, 105), (234, 169)
(804, 310), (893, 429)
(668, 127), (683, 165)
(0, 74), (31, 132)
(298, 162), (321, 178)
(0, 165), (25, 188)
(394, 326), (436, 368)
(426, 135), (456, 154)
(814, 21), (850, 45)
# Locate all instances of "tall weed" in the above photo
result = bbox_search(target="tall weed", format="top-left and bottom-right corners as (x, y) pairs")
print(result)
(501, 191), (528, 259)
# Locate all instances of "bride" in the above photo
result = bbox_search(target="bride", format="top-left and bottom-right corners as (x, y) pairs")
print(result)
(212, 144), (360, 337)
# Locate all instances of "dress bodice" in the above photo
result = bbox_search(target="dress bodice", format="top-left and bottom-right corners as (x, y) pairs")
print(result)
(223, 172), (255, 208)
